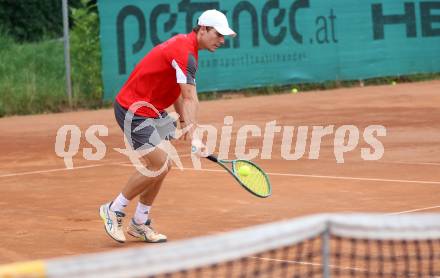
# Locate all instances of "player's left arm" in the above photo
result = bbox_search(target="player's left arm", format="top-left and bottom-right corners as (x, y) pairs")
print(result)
(173, 95), (184, 124)
(171, 50), (198, 140)
(179, 83), (199, 140)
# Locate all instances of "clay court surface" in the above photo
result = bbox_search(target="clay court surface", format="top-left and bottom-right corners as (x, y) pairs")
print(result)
(0, 81), (439, 265)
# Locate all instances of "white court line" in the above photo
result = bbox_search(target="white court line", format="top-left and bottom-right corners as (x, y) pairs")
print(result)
(262, 172), (440, 185)
(250, 256), (368, 273)
(250, 256), (438, 277)
(387, 205), (440, 215)
(310, 158), (440, 167)
(130, 166), (440, 185)
(0, 162), (119, 178)
(293, 157), (440, 167)
(3, 159), (440, 186)
(0, 154), (191, 179)
(388, 161), (440, 166)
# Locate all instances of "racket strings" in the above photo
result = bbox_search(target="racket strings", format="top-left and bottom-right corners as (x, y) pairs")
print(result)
(234, 161), (270, 197)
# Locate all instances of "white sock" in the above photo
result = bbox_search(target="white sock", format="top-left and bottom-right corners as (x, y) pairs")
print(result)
(133, 202), (151, 225)
(110, 193), (130, 213)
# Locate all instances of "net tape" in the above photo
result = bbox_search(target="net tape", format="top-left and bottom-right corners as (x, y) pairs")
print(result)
(43, 213), (440, 278)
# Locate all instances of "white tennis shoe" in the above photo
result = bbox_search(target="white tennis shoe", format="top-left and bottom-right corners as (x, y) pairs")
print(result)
(127, 219), (167, 243)
(99, 202), (126, 243)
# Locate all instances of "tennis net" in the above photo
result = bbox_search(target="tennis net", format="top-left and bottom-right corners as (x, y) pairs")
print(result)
(3, 213), (440, 277)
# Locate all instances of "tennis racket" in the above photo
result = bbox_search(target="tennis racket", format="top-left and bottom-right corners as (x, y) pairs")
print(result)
(206, 154), (272, 198)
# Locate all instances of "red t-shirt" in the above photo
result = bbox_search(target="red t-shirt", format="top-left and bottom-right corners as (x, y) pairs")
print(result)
(116, 31), (199, 117)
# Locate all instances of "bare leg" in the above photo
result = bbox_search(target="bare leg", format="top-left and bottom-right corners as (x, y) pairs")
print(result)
(139, 160), (171, 205)
(121, 147), (170, 203)
(124, 149), (171, 243)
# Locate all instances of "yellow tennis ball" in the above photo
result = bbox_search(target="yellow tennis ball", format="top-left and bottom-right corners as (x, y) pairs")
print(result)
(238, 165), (251, 176)
(391, 81), (397, 85)
(291, 88), (298, 93)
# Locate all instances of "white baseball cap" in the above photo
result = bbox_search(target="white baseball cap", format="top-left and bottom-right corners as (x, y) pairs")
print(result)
(198, 9), (236, 37)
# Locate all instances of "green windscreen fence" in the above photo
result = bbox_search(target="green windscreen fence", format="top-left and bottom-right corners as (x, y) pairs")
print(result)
(97, 0), (440, 100)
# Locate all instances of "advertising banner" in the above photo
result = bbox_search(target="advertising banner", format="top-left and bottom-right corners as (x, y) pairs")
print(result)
(98, 0), (440, 100)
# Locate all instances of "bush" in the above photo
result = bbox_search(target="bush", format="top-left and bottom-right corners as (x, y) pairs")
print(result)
(70, 0), (103, 107)
(0, 0), (61, 42)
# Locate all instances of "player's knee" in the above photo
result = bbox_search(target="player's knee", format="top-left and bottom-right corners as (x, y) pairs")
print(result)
(158, 160), (172, 176)
(148, 157), (170, 173)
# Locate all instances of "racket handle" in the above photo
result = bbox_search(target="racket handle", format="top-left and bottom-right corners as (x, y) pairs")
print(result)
(206, 155), (218, 163)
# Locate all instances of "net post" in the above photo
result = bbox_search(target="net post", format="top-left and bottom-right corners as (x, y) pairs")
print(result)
(322, 221), (330, 278)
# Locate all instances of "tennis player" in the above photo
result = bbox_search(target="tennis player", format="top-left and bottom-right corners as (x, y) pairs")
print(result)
(100, 10), (236, 243)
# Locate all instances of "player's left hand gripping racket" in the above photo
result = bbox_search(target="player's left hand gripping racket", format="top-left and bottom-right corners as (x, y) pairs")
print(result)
(205, 154), (272, 198)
